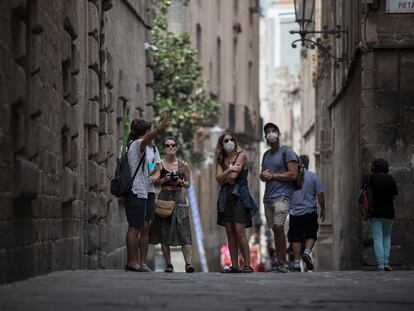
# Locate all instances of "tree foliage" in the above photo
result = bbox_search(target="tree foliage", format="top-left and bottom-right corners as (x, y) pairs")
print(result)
(151, 0), (220, 165)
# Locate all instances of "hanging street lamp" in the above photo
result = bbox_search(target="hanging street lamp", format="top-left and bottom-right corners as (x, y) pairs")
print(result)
(290, 0), (348, 68)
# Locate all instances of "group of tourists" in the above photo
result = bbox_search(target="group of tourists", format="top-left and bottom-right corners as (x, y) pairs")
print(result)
(116, 117), (398, 273)
(119, 118), (194, 273)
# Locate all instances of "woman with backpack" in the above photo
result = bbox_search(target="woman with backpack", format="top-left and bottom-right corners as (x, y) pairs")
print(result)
(215, 132), (258, 273)
(149, 137), (195, 273)
(366, 158), (398, 271)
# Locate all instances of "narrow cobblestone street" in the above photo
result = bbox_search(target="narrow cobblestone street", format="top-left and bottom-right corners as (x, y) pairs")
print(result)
(1, 270), (413, 311)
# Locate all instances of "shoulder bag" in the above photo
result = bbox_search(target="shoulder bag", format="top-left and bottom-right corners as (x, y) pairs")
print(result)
(154, 160), (185, 218)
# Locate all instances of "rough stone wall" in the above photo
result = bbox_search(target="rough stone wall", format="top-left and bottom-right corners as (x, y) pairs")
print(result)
(311, 0), (414, 270)
(361, 0), (414, 270)
(312, 62), (362, 271)
(0, 0), (153, 283)
(330, 65), (362, 270)
(310, 0), (363, 270)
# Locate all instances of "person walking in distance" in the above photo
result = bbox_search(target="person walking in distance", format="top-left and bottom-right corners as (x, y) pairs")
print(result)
(249, 233), (261, 272)
(220, 243), (232, 270)
(366, 159), (398, 271)
(215, 132), (258, 273)
(260, 123), (298, 273)
(288, 155), (325, 272)
(122, 117), (170, 272)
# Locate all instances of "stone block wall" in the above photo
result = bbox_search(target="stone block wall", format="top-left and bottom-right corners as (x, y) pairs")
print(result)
(360, 0), (414, 270)
(313, 60), (362, 271)
(0, 0), (154, 283)
(310, 0), (414, 270)
(330, 64), (362, 270)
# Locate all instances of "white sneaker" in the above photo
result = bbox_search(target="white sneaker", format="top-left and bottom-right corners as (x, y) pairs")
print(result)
(302, 253), (314, 270)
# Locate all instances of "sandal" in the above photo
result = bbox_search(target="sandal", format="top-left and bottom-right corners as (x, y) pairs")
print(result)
(185, 264), (195, 273)
(221, 265), (240, 273)
(242, 265), (254, 273)
(164, 264), (174, 273)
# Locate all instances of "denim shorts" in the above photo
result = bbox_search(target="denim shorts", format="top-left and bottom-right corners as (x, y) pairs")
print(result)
(124, 191), (147, 229)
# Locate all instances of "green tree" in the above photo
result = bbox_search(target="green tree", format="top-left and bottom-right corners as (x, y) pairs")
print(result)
(151, 0), (219, 165)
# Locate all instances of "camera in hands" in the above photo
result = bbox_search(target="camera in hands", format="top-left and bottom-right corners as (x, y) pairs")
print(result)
(168, 172), (178, 182)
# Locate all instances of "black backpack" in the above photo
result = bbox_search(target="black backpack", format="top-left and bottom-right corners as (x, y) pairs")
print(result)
(281, 146), (305, 191)
(110, 142), (146, 198)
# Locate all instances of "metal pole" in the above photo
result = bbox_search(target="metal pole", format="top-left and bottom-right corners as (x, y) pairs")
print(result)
(188, 179), (209, 272)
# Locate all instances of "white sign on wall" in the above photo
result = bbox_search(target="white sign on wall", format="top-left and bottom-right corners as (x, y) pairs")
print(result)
(386, 0), (414, 13)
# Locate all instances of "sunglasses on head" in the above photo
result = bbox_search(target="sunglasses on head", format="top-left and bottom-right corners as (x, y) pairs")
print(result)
(164, 143), (177, 148)
(223, 138), (234, 143)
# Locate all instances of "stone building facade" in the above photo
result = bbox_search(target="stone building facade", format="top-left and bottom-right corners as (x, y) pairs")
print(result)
(0, 0), (154, 283)
(261, 0), (301, 151)
(167, 0), (261, 271)
(300, 0), (414, 270)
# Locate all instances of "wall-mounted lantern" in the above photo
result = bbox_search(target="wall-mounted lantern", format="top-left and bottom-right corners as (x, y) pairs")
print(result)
(290, 0), (348, 68)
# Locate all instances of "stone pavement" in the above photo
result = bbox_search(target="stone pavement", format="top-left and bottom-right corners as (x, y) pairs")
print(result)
(0, 270), (413, 311)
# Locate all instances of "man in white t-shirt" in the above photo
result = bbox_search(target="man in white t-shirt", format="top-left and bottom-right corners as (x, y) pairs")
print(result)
(123, 117), (170, 272)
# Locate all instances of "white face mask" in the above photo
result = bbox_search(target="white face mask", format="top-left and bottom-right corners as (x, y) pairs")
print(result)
(266, 132), (279, 143)
(223, 141), (235, 153)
